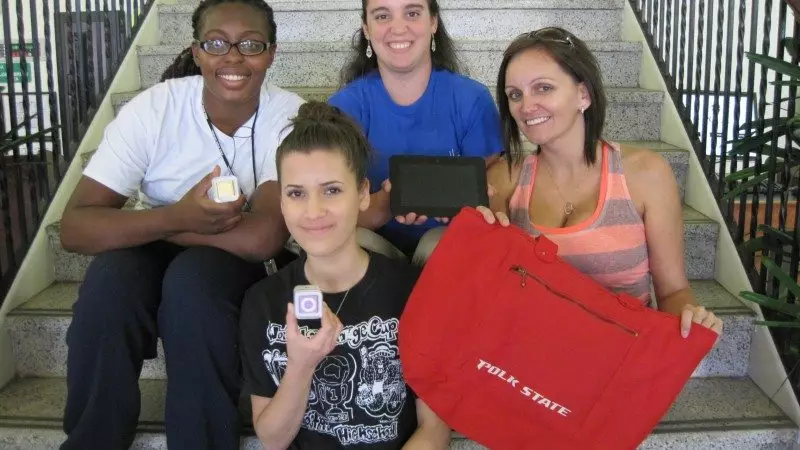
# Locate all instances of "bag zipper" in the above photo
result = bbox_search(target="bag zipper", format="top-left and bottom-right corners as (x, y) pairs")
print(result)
(510, 265), (639, 337)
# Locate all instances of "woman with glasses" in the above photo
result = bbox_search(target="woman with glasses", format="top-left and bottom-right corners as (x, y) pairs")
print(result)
(476, 28), (723, 338)
(59, 1), (302, 448)
(329, 0), (503, 262)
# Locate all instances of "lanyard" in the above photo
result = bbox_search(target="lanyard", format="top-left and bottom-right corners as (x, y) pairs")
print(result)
(202, 99), (260, 211)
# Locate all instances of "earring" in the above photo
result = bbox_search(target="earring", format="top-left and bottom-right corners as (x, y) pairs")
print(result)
(578, 106), (585, 114)
(431, 34), (436, 53)
(366, 41), (373, 58)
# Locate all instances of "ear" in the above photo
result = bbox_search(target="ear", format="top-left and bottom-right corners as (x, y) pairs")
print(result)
(577, 82), (591, 111)
(430, 13), (439, 34)
(362, 23), (370, 43)
(359, 179), (371, 212)
(191, 43), (200, 65)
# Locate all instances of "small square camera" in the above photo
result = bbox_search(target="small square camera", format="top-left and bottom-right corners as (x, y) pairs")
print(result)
(211, 176), (240, 203)
(293, 285), (323, 320)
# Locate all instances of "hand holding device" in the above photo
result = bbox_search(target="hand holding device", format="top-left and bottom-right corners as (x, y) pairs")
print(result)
(389, 155), (489, 219)
(293, 285), (323, 320)
(210, 175), (240, 203)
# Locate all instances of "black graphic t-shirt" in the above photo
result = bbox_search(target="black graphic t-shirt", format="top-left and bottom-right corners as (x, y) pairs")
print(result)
(240, 252), (421, 449)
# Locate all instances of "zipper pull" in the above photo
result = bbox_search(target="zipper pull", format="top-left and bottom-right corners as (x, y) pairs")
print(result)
(511, 265), (528, 287)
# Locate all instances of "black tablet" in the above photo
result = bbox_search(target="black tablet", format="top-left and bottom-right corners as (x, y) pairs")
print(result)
(389, 155), (489, 218)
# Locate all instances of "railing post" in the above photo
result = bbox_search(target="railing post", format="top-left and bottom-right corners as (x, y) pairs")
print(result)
(0, 0), (156, 302)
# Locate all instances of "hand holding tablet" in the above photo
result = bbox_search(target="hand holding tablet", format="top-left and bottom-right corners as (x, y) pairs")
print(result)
(388, 155), (490, 220)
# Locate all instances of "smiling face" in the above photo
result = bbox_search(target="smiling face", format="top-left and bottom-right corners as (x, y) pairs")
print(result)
(362, 0), (438, 75)
(280, 149), (370, 258)
(191, 3), (275, 105)
(504, 47), (591, 148)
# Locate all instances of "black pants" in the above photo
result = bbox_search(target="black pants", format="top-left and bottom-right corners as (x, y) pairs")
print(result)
(61, 242), (266, 450)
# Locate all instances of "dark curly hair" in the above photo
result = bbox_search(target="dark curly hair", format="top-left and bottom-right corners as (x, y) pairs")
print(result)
(159, 0), (276, 81)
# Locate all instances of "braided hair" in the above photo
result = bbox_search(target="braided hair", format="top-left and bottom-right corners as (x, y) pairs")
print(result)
(160, 0), (277, 82)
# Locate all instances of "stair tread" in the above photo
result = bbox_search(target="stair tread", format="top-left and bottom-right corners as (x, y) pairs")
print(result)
(290, 85), (664, 102)
(9, 275), (750, 320)
(112, 86), (663, 105)
(138, 39), (641, 54)
(0, 376), (790, 435)
(42, 205), (716, 241)
(165, 0), (626, 12)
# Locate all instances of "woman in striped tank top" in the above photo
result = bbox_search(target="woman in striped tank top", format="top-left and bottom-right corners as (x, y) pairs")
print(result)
(480, 28), (722, 338)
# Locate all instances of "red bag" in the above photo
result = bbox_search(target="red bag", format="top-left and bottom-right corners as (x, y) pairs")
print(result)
(399, 207), (717, 449)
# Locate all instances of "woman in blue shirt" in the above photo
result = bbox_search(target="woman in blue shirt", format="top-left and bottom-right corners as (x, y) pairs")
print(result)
(329, 0), (502, 259)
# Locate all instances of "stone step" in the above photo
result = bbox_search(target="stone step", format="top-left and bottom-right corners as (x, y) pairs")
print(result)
(0, 376), (794, 449)
(113, 85), (663, 142)
(137, 40), (642, 89)
(6, 277), (748, 381)
(46, 203), (714, 283)
(80, 138), (687, 203)
(159, 0), (625, 45)
(301, 86), (665, 142)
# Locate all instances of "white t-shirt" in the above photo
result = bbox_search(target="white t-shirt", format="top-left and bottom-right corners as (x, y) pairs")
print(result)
(84, 75), (304, 208)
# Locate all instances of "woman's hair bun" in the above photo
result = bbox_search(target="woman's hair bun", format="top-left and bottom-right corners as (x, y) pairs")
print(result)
(295, 101), (343, 124)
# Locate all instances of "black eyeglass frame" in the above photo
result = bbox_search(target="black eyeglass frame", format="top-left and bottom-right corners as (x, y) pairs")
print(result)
(193, 39), (273, 56)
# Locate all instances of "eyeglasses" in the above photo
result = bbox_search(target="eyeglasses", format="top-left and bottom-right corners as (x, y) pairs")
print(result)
(194, 39), (270, 56)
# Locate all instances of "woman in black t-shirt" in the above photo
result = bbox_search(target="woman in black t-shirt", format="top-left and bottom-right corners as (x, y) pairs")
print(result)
(239, 101), (451, 449)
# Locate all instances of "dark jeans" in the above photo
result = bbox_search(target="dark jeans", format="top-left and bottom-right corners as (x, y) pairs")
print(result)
(61, 242), (266, 450)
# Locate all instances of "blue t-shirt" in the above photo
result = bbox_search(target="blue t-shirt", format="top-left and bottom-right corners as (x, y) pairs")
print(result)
(329, 69), (502, 254)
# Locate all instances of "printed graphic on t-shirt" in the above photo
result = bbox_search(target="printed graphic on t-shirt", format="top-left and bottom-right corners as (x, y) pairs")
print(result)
(262, 316), (407, 445)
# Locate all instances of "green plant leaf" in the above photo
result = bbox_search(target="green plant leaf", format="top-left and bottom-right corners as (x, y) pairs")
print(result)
(1, 127), (57, 155)
(757, 224), (796, 246)
(740, 236), (767, 254)
(747, 52), (800, 79)
(735, 117), (791, 133)
(783, 37), (800, 60)
(769, 96), (800, 104)
(725, 158), (786, 182)
(722, 172), (771, 200)
(762, 257), (800, 299)
(740, 291), (800, 317)
(727, 130), (785, 157)
(753, 320), (800, 328)
(1, 112), (39, 142)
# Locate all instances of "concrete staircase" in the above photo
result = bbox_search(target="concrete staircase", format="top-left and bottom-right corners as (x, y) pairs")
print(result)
(0, 0), (797, 448)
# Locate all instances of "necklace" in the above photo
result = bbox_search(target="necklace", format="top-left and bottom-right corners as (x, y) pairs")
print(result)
(334, 289), (350, 316)
(201, 98), (259, 211)
(313, 251), (368, 317)
(541, 159), (587, 218)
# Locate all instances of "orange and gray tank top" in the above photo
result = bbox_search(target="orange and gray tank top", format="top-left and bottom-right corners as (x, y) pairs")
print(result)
(508, 141), (651, 304)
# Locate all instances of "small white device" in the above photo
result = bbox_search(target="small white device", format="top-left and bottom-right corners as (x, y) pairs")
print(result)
(211, 176), (240, 203)
(293, 285), (323, 320)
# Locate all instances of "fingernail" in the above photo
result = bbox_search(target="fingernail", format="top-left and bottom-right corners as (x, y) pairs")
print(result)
(681, 330), (688, 338)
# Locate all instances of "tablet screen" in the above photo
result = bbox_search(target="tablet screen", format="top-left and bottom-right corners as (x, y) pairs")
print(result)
(390, 156), (488, 217)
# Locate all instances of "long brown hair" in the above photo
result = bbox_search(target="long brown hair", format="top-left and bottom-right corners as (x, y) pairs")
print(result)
(497, 28), (607, 168)
(339, 0), (463, 86)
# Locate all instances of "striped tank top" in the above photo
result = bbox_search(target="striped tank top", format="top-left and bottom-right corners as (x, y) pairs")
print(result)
(508, 141), (651, 304)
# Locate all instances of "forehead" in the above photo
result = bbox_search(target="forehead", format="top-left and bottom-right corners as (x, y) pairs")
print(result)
(280, 150), (351, 180)
(199, 3), (269, 36)
(366, 0), (428, 11)
(505, 47), (570, 84)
